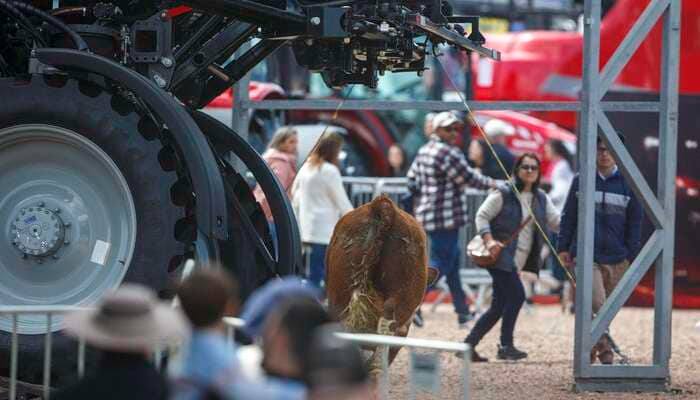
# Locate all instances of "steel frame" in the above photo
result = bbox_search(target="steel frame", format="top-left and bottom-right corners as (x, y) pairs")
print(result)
(231, 0), (681, 392)
(574, 0), (680, 392)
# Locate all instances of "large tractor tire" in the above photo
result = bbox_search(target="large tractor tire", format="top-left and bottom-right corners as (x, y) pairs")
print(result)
(0, 75), (186, 379)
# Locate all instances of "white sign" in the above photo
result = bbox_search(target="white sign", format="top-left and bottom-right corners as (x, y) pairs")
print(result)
(90, 240), (111, 266)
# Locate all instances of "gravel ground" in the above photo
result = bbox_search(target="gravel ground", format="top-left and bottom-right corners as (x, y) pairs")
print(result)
(386, 304), (700, 399)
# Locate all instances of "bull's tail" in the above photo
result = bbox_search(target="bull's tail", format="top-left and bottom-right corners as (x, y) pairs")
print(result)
(343, 287), (380, 333)
(343, 195), (397, 331)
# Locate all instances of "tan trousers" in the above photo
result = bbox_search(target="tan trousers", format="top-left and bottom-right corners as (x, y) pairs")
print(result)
(591, 259), (630, 363)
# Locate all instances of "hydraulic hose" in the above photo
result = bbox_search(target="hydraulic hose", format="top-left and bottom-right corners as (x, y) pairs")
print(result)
(0, 0), (47, 47)
(9, 1), (89, 51)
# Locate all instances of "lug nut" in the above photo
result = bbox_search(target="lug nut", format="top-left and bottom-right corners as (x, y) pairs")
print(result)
(161, 57), (173, 68)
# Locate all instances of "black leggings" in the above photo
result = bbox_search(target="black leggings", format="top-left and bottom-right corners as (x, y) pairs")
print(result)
(464, 268), (526, 347)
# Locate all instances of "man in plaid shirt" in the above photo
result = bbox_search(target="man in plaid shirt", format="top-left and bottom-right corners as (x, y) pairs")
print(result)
(407, 111), (498, 326)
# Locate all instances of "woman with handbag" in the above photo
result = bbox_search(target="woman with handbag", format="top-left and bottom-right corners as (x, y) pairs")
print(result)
(462, 153), (560, 362)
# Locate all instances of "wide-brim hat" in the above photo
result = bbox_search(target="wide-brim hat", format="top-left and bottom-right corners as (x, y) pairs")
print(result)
(63, 284), (188, 352)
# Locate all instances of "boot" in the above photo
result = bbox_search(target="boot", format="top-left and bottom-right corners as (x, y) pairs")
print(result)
(597, 336), (614, 364)
(497, 345), (528, 361)
(455, 348), (488, 362)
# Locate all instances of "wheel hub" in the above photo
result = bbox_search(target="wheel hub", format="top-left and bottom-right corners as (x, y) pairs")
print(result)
(10, 205), (67, 257)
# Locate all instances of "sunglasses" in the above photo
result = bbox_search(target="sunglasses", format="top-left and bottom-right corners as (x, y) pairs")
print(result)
(519, 165), (539, 172)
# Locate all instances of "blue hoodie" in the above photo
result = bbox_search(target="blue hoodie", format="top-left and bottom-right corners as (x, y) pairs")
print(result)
(557, 168), (643, 264)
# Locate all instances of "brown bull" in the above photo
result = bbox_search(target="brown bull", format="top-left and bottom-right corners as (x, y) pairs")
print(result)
(326, 195), (437, 372)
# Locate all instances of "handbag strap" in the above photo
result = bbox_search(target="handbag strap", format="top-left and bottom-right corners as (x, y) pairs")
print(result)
(501, 216), (533, 247)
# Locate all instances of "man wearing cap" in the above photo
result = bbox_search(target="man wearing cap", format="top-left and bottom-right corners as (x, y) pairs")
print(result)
(407, 111), (499, 327)
(557, 135), (642, 364)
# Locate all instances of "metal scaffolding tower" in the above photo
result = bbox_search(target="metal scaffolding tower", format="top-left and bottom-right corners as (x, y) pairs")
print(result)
(574, 0), (680, 392)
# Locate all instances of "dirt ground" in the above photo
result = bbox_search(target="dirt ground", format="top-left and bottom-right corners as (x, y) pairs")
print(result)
(387, 304), (700, 399)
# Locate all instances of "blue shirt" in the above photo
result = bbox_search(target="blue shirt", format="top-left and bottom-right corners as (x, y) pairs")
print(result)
(172, 330), (307, 400)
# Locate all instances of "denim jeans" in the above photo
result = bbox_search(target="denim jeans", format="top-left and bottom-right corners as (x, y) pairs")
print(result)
(464, 268), (526, 347)
(307, 243), (328, 288)
(427, 229), (469, 317)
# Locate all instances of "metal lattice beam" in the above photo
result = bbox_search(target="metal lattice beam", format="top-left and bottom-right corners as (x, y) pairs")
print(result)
(598, 0), (670, 97)
(574, 0), (680, 391)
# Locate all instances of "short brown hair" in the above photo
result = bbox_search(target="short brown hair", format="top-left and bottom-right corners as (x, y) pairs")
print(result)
(177, 268), (239, 328)
(308, 131), (343, 168)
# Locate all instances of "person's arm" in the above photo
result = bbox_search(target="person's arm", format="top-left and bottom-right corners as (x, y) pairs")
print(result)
(406, 158), (419, 196)
(557, 176), (579, 258)
(324, 164), (354, 216)
(544, 192), (562, 233)
(290, 170), (301, 217)
(549, 162), (572, 208)
(476, 191), (503, 243)
(445, 147), (495, 190)
(625, 189), (643, 260)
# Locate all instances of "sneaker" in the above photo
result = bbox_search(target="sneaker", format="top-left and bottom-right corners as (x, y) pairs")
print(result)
(412, 309), (424, 328)
(496, 345), (528, 361)
(457, 312), (474, 327)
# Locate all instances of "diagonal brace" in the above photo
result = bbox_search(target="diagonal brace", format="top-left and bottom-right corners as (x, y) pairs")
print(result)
(597, 111), (666, 229)
(598, 0), (670, 98)
(591, 230), (663, 346)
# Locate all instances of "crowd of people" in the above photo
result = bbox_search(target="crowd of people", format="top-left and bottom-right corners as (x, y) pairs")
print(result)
(54, 109), (642, 398)
(252, 111), (640, 365)
(55, 271), (370, 400)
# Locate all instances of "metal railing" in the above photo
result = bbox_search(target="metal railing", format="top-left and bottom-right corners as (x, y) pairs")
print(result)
(223, 317), (472, 400)
(0, 306), (88, 400)
(1, 309), (471, 400)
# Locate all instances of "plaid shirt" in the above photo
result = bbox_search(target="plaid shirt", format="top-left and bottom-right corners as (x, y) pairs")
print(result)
(407, 135), (494, 231)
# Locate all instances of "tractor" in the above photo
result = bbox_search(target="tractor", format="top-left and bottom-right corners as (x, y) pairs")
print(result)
(0, 0), (499, 380)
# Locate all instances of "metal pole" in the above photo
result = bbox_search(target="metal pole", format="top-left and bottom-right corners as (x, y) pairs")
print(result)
(78, 339), (86, 378)
(10, 314), (18, 400)
(43, 313), (53, 400)
(654, 0), (681, 369)
(574, 0), (601, 379)
(462, 345), (471, 400)
(232, 41), (251, 142)
(380, 346), (389, 400)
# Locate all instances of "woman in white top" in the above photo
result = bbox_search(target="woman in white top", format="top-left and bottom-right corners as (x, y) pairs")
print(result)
(291, 131), (353, 288)
(463, 153), (560, 363)
(544, 139), (575, 212)
(544, 139), (575, 288)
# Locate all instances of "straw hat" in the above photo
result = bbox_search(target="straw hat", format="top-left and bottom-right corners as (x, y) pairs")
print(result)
(63, 284), (188, 352)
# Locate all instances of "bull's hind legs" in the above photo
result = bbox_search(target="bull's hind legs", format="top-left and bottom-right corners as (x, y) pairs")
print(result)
(368, 299), (398, 377)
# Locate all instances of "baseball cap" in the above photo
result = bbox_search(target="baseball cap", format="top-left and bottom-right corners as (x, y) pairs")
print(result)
(432, 112), (462, 129)
(239, 277), (322, 338)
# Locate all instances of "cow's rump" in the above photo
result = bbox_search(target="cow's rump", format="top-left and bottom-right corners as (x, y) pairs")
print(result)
(326, 195), (429, 334)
